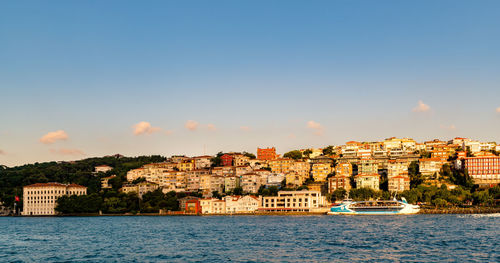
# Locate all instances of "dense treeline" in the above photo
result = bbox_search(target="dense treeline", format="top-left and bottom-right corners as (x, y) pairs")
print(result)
(55, 189), (182, 214)
(0, 155), (166, 208)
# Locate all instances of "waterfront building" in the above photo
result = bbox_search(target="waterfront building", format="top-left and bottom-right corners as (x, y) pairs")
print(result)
(388, 174), (410, 192)
(22, 183), (87, 216)
(257, 147), (277, 160)
(178, 196), (200, 212)
(200, 198), (226, 214)
(311, 163), (333, 182)
(464, 156), (500, 185)
(355, 173), (380, 190)
(224, 195), (260, 213)
(260, 190), (326, 212)
(185, 199), (201, 214)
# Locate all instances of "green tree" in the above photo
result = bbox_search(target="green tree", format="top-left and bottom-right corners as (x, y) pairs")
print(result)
(243, 152), (256, 159)
(332, 188), (347, 201)
(283, 150), (303, 160)
(322, 146), (334, 156)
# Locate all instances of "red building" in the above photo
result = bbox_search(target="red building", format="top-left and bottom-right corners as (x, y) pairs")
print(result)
(221, 154), (233, 166)
(464, 156), (500, 185)
(257, 147), (277, 160)
(185, 199), (201, 214)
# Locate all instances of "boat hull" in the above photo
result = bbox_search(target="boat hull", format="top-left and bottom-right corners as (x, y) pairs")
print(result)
(328, 200), (420, 215)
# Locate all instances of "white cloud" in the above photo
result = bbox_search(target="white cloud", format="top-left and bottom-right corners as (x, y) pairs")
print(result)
(133, 121), (161, 135)
(496, 107), (500, 113)
(413, 100), (431, 113)
(185, 120), (199, 131)
(440, 124), (456, 131)
(0, 149), (5, 155)
(50, 148), (85, 156)
(307, 120), (324, 136)
(207, 124), (217, 131)
(240, 126), (250, 131)
(40, 130), (68, 144)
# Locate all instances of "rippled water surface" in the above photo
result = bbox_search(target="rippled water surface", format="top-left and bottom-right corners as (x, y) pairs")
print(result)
(1, 214), (499, 262)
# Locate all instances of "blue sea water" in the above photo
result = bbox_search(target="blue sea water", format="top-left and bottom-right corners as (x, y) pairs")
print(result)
(0, 214), (499, 262)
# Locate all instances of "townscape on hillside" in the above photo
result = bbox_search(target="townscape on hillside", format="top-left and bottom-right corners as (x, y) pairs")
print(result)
(3, 137), (500, 216)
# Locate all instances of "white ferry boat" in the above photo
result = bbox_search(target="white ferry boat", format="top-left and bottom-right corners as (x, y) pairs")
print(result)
(328, 198), (420, 215)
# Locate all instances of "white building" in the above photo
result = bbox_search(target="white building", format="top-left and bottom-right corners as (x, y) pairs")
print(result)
(23, 183), (87, 216)
(94, 165), (113, 173)
(224, 195), (260, 213)
(260, 190), (326, 212)
(199, 198), (226, 214)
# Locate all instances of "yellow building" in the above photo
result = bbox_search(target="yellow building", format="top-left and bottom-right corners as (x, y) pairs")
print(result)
(23, 183), (87, 216)
(335, 162), (352, 177)
(311, 163), (333, 182)
(269, 158), (293, 174)
(177, 160), (195, 171)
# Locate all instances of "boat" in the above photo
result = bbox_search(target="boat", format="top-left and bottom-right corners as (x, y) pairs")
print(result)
(327, 198), (420, 215)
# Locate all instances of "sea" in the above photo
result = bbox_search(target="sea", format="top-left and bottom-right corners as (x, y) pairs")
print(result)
(1, 214), (499, 262)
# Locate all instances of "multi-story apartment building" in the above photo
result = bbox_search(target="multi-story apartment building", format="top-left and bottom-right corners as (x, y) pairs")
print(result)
(193, 155), (212, 169)
(328, 175), (351, 193)
(101, 175), (116, 189)
(185, 169), (210, 191)
(233, 154), (250, 166)
(224, 195), (260, 213)
(335, 162), (352, 177)
(286, 172), (308, 187)
(212, 166), (236, 177)
(224, 176), (240, 193)
(221, 154), (233, 166)
(210, 175), (224, 194)
(120, 182), (159, 197)
(311, 163), (333, 182)
(257, 147), (277, 160)
(387, 159), (409, 178)
(234, 165), (252, 176)
(267, 173), (285, 186)
(268, 158), (293, 174)
(260, 190), (326, 212)
(23, 183), (87, 216)
(290, 161), (310, 178)
(464, 156), (500, 185)
(241, 173), (264, 193)
(177, 160), (195, 172)
(388, 174), (410, 192)
(355, 173), (380, 190)
(419, 158), (445, 177)
(359, 158), (378, 174)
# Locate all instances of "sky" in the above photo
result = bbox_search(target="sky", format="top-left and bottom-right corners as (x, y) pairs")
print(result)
(1, 0), (500, 166)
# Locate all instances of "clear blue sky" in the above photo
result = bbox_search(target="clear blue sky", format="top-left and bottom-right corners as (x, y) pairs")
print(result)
(1, 0), (500, 166)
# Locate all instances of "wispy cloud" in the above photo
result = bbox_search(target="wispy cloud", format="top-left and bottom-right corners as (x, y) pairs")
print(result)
(133, 121), (161, 135)
(40, 130), (68, 144)
(413, 100), (431, 113)
(307, 121), (324, 136)
(440, 124), (456, 131)
(50, 148), (86, 156)
(207, 124), (217, 131)
(185, 120), (199, 131)
(496, 107), (500, 114)
(240, 126), (250, 131)
(0, 149), (5, 155)
(164, 130), (174, 135)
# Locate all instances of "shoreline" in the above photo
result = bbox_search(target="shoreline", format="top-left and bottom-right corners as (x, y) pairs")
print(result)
(4, 207), (500, 217)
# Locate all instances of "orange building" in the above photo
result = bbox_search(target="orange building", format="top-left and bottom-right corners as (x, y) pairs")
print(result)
(257, 147), (277, 160)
